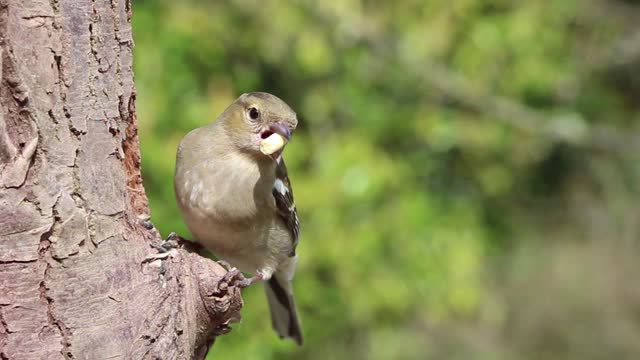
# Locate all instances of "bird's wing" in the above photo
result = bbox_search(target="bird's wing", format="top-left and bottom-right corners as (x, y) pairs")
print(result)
(273, 158), (300, 256)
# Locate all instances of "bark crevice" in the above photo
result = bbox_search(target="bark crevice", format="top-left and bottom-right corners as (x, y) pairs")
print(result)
(0, 1), (242, 358)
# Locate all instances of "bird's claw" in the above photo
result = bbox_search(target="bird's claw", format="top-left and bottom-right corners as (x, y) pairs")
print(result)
(137, 214), (155, 230)
(233, 273), (263, 288)
(220, 267), (242, 283)
(215, 265), (264, 290)
(151, 232), (184, 252)
(167, 232), (181, 242)
(142, 249), (177, 264)
(142, 232), (183, 264)
(216, 259), (234, 271)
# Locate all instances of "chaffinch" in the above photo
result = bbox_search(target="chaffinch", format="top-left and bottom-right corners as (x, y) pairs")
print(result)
(174, 92), (303, 345)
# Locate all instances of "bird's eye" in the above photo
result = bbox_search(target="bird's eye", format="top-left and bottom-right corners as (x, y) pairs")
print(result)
(248, 107), (260, 120)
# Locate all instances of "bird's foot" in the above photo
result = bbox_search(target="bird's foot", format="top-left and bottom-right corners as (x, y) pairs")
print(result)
(154, 232), (183, 252)
(216, 264), (264, 290)
(233, 273), (264, 288)
(142, 232), (183, 264)
(216, 259), (234, 271)
(137, 213), (155, 230)
(142, 248), (177, 263)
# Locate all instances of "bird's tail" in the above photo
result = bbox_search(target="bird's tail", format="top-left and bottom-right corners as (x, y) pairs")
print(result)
(264, 269), (303, 345)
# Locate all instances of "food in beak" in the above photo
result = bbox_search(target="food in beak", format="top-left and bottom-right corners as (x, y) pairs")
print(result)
(260, 133), (288, 156)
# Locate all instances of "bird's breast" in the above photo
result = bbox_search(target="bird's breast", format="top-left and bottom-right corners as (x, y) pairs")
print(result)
(178, 163), (271, 220)
(174, 152), (278, 249)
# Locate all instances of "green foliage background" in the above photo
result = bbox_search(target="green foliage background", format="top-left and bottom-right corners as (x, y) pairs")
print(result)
(133, 1), (640, 359)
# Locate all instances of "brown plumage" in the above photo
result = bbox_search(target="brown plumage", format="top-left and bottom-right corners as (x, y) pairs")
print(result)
(174, 92), (303, 344)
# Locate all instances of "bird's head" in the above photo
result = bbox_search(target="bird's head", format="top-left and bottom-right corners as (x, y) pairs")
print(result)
(221, 92), (298, 161)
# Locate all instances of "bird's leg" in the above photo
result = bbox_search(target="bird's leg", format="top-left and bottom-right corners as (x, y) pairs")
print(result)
(215, 259), (260, 286)
(233, 273), (264, 288)
(216, 259), (234, 271)
(215, 265), (264, 290)
(219, 267), (242, 283)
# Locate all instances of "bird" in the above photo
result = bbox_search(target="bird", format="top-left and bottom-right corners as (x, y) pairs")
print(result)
(174, 92), (303, 345)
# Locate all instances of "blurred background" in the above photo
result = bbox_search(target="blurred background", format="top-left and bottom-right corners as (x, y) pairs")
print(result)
(132, 1), (640, 359)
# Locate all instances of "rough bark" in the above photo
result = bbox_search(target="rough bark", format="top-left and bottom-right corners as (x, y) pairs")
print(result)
(0, 1), (242, 359)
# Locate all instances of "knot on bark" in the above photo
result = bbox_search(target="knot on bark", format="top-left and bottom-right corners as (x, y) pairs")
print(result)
(187, 252), (243, 350)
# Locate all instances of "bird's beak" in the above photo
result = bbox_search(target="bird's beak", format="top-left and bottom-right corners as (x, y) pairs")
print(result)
(267, 123), (291, 141)
(260, 123), (291, 158)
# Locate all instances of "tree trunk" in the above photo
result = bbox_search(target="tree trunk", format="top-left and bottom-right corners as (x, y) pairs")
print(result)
(0, 1), (242, 359)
